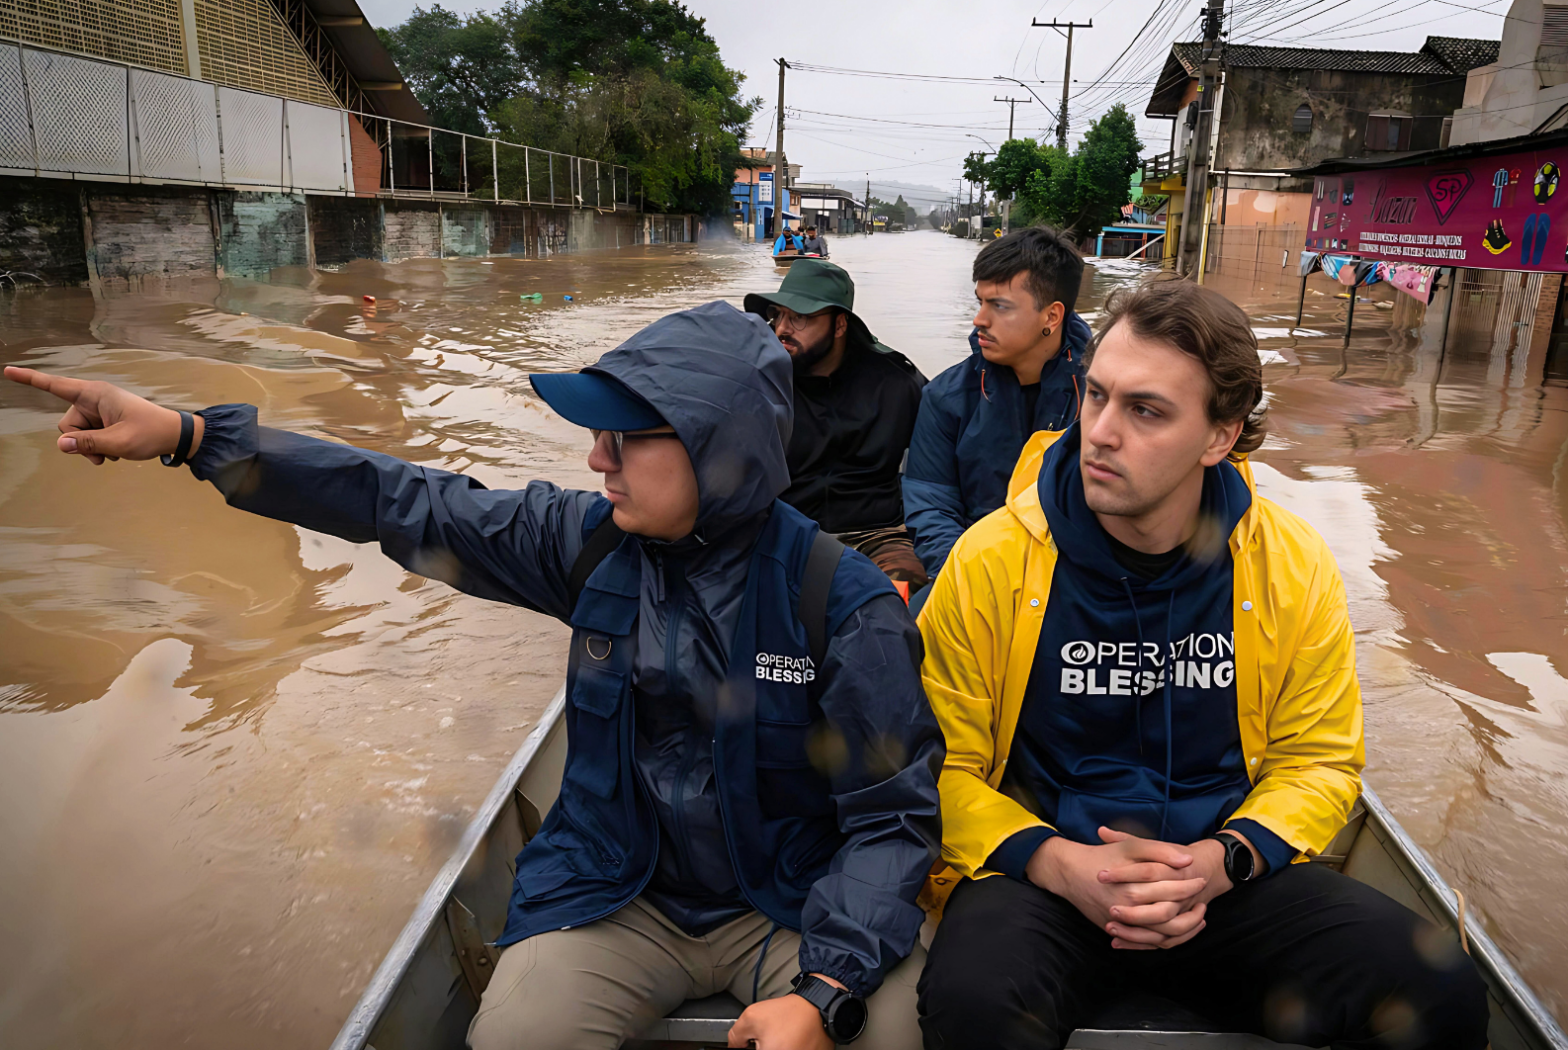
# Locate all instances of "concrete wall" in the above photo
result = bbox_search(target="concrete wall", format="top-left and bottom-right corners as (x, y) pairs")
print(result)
(0, 176), (696, 288)
(87, 187), (216, 283)
(217, 193), (309, 278)
(1219, 67), (1469, 171)
(309, 197), (384, 266)
(0, 179), (86, 286)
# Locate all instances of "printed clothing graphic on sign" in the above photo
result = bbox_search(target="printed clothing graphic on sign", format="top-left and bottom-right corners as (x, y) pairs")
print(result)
(1522, 213), (1552, 267)
(1493, 167), (1510, 208)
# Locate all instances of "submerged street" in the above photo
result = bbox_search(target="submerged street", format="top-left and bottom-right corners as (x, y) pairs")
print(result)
(1, 231), (1566, 1045)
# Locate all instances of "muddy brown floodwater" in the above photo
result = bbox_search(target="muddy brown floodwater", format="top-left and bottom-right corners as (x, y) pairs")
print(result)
(1, 232), (1565, 1046)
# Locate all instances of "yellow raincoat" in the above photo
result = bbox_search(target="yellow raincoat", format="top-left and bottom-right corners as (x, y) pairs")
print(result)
(917, 430), (1364, 918)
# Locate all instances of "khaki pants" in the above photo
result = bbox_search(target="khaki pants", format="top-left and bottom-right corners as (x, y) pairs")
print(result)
(468, 896), (924, 1050)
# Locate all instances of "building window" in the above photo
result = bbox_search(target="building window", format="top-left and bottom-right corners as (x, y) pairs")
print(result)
(1292, 104), (1313, 134)
(1365, 113), (1412, 152)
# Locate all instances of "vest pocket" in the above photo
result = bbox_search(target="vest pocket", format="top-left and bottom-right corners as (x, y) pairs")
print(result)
(566, 662), (625, 800)
(756, 718), (835, 818)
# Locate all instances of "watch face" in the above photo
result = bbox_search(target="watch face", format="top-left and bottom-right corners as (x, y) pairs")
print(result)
(1230, 840), (1255, 882)
(829, 995), (868, 1041)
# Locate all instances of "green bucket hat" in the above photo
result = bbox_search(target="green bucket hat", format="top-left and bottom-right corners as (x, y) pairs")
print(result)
(743, 260), (875, 345)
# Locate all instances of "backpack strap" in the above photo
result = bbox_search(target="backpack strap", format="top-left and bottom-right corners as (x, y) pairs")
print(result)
(568, 514), (626, 613)
(800, 530), (845, 668)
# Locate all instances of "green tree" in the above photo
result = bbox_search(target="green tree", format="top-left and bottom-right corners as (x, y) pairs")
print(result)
(970, 138), (1055, 201)
(869, 195), (916, 226)
(382, 0), (760, 215)
(379, 6), (519, 137)
(1019, 104), (1142, 237)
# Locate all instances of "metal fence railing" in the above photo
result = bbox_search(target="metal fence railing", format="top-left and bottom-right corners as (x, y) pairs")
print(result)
(370, 114), (629, 210)
(0, 36), (630, 210)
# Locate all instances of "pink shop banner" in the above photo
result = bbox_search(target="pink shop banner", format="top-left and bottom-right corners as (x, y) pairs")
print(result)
(1308, 150), (1568, 272)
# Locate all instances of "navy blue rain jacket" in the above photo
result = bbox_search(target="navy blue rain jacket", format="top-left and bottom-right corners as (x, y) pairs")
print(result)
(186, 300), (942, 998)
(902, 315), (1091, 577)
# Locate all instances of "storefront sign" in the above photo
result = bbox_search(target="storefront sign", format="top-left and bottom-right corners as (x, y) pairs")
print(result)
(1310, 149), (1567, 272)
(759, 172), (774, 204)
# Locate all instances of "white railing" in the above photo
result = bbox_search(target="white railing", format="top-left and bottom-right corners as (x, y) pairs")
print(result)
(0, 36), (632, 209)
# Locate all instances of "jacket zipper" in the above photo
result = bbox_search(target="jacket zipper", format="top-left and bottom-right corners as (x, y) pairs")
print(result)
(662, 565), (699, 885)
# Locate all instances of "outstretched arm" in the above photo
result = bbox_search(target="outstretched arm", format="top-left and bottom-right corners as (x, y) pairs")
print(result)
(4, 367), (598, 621)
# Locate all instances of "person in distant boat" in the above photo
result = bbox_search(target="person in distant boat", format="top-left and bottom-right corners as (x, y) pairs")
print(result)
(774, 224), (806, 255)
(4, 302), (943, 1050)
(902, 225), (1092, 593)
(801, 225), (828, 256)
(914, 278), (1488, 1050)
(746, 259), (929, 587)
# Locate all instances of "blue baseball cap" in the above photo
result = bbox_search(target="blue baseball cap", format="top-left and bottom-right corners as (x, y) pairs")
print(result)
(528, 370), (666, 431)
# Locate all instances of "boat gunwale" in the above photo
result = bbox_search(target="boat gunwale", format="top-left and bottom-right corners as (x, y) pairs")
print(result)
(328, 687), (567, 1050)
(1357, 785), (1568, 1049)
(330, 690), (1568, 1050)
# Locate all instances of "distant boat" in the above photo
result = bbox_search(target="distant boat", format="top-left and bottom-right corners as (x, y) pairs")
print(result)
(773, 249), (828, 267)
(329, 685), (1568, 1050)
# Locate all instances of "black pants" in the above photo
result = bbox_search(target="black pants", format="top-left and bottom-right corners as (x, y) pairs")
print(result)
(917, 864), (1488, 1050)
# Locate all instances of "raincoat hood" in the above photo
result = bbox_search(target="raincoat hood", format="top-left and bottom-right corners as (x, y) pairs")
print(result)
(587, 300), (794, 535)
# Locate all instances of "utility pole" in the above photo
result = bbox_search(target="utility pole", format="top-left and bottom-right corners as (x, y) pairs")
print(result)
(993, 95), (1030, 140)
(865, 174), (871, 235)
(1177, 0), (1224, 276)
(775, 57), (788, 239)
(1032, 19), (1092, 151)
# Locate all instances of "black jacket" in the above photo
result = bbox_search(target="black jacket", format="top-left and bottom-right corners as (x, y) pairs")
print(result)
(783, 334), (927, 533)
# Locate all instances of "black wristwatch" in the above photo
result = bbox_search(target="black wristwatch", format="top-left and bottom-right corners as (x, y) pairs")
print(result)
(791, 973), (868, 1044)
(1210, 830), (1257, 883)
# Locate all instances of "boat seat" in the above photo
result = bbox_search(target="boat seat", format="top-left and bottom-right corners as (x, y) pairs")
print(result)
(628, 991), (1311, 1048)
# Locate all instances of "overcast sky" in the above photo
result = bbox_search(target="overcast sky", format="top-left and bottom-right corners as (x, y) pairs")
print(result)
(357, 0), (1506, 209)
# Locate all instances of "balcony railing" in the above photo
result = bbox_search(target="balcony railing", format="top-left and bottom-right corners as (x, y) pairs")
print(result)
(0, 36), (630, 210)
(1140, 151), (1187, 182)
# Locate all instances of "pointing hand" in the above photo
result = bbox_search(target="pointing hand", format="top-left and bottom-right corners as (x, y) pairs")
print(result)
(3, 365), (200, 465)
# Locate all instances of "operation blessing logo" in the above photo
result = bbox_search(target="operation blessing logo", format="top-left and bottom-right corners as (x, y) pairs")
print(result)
(755, 652), (816, 684)
(1058, 633), (1235, 695)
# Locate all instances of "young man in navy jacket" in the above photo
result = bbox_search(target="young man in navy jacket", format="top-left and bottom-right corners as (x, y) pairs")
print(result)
(5, 302), (942, 1050)
(903, 227), (1091, 586)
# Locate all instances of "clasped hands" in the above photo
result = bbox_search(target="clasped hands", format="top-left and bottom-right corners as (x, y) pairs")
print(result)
(1026, 826), (1251, 950)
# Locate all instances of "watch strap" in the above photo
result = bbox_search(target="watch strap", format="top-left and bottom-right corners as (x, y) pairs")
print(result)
(161, 410), (195, 468)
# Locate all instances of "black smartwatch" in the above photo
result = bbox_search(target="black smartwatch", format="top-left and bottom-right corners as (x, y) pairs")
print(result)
(790, 973), (868, 1044)
(1210, 830), (1257, 883)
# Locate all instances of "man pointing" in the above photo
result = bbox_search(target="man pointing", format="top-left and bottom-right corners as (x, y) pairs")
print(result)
(5, 300), (941, 1050)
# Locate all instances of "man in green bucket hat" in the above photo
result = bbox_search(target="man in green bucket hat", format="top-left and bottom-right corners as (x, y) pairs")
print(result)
(745, 259), (929, 586)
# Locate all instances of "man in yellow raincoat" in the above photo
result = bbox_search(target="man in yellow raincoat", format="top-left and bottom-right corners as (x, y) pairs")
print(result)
(915, 279), (1486, 1050)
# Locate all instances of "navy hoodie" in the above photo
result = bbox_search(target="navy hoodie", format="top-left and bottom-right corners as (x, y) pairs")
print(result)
(987, 425), (1295, 878)
(903, 317), (1091, 578)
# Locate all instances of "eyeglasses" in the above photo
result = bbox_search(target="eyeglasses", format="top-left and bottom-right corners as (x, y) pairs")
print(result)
(765, 305), (833, 332)
(590, 428), (681, 468)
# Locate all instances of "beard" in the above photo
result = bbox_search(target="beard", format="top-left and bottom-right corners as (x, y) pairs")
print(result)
(786, 327), (837, 374)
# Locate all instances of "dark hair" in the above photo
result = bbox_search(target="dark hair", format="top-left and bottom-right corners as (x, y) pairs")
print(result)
(1085, 276), (1268, 456)
(972, 225), (1084, 313)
